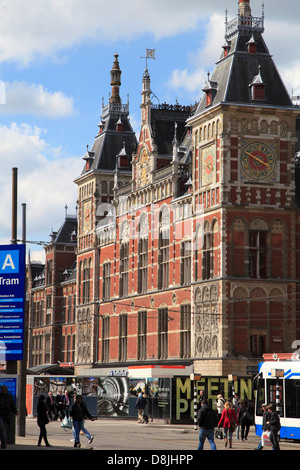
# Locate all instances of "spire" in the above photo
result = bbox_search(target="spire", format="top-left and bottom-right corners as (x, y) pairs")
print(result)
(141, 67), (152, 125)
(110, 53), (122, 104)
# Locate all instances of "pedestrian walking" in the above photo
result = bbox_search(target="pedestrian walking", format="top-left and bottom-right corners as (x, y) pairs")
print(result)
(37, 395), (51, 447)
(218, 401), (239, 449)
(63, 390), (71, 417)
(135, 393), (148, 424)
(232, 393), (239, 411)
(255, 403), (271, 450)
(46, 391), (55, 421)
(238, 400), (253, 441)
(266, 404), (281, 451)
(70, 395), (95, 448)
(142, 394), (149, 424)
(235, 399), (242, 439)
(0, 385), (18, 449)
(197, 399), (217, 450)
(55, 390), (64, 421)
(216, 394), (225, 421)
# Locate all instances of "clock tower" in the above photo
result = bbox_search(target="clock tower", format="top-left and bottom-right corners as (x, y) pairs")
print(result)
(188, 0), (300, 375)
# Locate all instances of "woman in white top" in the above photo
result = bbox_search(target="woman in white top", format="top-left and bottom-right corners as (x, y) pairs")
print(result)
(216, 394), (225, 420)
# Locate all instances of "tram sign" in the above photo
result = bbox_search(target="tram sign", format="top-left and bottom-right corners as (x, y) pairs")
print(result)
(0, 245), (25, 361)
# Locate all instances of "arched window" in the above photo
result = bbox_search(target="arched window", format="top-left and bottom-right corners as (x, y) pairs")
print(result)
(138, 213), (149, 294)
(202, 222), (212, 280)
(249, 219), (268, 279)
(194, 224), (202, 281)
(180, 303), (191, 358)
(102, 261), (111, 300)
(101, 316), (110, 363)
(119, 221), (129, 297)
(82, 259), (91, 303)
(158, 206), (170, 290)
(180, 239), (191, 286)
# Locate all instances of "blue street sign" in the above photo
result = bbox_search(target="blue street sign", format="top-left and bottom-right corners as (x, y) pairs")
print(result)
(0, 245), (25, 361)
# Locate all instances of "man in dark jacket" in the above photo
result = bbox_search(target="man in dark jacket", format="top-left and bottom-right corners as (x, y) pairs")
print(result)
(70, 395), (95, 448)
(266, 404), (281, 451)
(197, 399), (217, 450)
(256, 403), (271, 450)
(0, 385), (18, 449)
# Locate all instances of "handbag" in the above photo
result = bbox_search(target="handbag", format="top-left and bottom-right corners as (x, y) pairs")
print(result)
(230, 422), (237, 432)
(261, 431), (272, 447)
(215, 428), (223, 440)
(61, 415), (72, 431)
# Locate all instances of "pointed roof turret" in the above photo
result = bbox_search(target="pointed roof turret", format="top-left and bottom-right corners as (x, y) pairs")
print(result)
(191, 0), (292, 117)
(75, 54), (137, 177)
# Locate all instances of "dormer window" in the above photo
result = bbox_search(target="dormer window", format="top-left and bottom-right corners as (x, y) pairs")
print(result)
(253, 84), (265, 100)
(116, 117), (123, 132)
(249, 66), (265, 101)
(83, 145), (95, 171)
(202, 72), (218, 108)
(222, 40), (231, 58)
(98, 120), (105, 134)
(206, 91), (213, 106)
(119, 155), (128, 168)
(247, 34), (257, 54)
(117, 142), (129, 168)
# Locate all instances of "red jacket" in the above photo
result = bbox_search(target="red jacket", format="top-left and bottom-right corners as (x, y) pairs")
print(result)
(218, 408), (239, 428)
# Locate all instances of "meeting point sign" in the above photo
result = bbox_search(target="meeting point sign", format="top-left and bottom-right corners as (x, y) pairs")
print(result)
(0, 245), (25, 361)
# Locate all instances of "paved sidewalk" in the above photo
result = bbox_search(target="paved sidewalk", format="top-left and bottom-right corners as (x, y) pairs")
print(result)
(2, 418), (300, 451)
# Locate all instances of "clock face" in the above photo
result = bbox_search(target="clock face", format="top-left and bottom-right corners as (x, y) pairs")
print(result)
(241, 142), (276, 181)
(202, 145), (216, 185)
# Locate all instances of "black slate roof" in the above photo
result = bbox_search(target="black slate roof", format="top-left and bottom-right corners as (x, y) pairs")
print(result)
(52, 216), (77, 244)
(195, 27), (293, 116)
(81, 105), (137, 174)
(151, 103), (192, 156)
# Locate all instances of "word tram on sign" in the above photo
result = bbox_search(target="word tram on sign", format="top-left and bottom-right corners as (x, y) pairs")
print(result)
(0, 245), (26, 361)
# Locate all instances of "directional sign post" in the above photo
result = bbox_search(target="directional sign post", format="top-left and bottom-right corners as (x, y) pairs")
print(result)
(0, 245), (26, 362)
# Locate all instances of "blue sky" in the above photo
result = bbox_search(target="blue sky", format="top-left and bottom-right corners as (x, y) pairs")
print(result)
(0, 0), (299, 261)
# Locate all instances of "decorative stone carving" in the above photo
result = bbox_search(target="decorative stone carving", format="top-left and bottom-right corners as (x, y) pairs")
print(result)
(194, 284), (219, 358)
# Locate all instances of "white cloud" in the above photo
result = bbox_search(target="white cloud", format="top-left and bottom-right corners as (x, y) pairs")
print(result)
(166, 13), (224, 99)
(0, 0), (206, 65)
(0, 123), (82, 253)
(0, 0), (299, 67)
(0, 81), (76, 118)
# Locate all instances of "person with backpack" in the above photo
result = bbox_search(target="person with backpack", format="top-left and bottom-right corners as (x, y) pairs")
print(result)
(197, 399), (217, 450)
(0, 385), (18, 449)
(266, 404), (281, 451)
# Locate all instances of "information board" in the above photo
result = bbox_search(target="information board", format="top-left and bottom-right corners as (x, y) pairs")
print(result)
(0, 245), (25, 361)
(0, 376), (18, 403)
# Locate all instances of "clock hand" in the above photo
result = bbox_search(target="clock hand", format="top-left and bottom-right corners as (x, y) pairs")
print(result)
(244, 150), (270, 169)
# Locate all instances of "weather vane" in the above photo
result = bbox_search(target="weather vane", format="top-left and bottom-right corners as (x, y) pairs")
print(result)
(140, 48), (156, 70)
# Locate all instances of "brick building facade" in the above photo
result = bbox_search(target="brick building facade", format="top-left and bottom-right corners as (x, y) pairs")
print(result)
(27, 0), (300, 379)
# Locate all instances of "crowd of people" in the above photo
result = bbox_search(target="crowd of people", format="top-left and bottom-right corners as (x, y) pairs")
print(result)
(0, 383), (282, 451)
(197, 390), (281, 451)
(45, 390), (71, 422)
(36, 389), (95, 448)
